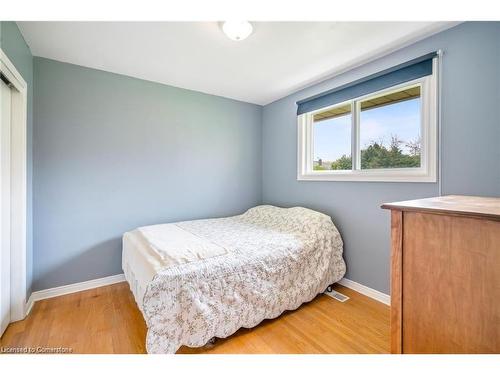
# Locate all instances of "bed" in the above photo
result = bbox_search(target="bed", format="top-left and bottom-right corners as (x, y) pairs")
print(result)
(122, 205), (346, 353)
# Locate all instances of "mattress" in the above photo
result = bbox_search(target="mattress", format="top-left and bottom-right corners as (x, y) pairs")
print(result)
(122, 230), (164, 309)
(123, 223), (230, 308)
(122, 205), (346, 353)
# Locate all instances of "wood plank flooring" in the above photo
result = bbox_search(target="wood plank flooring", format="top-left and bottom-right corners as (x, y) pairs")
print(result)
(0, 282), (389, 354)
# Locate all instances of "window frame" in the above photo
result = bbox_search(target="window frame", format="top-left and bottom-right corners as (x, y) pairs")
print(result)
(297, 60), (437, 183)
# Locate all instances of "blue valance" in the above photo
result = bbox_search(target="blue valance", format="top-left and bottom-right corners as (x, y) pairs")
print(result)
(297, 52), (437, 115)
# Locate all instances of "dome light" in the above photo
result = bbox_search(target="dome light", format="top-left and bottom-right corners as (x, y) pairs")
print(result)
(222, 21), (253, 41)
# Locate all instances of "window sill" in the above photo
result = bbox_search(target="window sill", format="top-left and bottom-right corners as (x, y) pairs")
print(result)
(297, 170), (437, 183)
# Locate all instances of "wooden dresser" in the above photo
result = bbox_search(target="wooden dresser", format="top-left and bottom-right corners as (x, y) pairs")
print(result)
(382, 195), (500, 354)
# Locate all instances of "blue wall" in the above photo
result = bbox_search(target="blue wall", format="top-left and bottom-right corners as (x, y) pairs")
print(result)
(0, 21), (34, 295)
(262, 22), (500, 294)
(33, 58), (262, 291)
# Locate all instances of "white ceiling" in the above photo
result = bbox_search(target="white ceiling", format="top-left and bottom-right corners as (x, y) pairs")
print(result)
(18, 22), (457, 105)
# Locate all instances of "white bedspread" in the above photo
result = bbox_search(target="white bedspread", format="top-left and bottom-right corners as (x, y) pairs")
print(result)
(138, 223), (228, 266)
(140, 205), (346, 353)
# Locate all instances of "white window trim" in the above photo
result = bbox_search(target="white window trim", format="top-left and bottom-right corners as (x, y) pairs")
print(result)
(297, 59), (438, 183)
(0, 48), (28, 321)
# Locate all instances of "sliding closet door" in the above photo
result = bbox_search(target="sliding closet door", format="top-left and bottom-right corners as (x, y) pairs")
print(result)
(0, 79), (12, 336)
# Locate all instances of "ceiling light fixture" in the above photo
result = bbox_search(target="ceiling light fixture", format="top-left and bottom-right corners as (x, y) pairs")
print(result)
(221, 21), (253, 41)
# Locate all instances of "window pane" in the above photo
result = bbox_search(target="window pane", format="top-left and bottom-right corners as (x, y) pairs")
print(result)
(359, 86), (421, 169)
(313, 104), (352, 171)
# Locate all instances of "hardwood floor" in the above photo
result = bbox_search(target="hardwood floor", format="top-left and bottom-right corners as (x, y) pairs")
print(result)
(0, 282), (389, 354)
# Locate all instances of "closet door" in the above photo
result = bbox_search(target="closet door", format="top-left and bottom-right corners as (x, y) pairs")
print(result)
(0, 79), (12, 337)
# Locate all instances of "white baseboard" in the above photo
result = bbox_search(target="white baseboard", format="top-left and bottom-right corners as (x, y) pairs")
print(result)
(25, 274), (126, 316)
(336, 278), (390, 306)
(23, 274), (388, 318)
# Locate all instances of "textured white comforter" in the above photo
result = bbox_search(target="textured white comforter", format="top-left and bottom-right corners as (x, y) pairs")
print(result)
(138, 223), (228, 266)
(140, 205), (346, 353)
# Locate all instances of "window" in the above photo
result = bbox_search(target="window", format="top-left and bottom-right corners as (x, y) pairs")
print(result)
(359, 85), (421, 170)
(297, 55), (437, 182)
(313, 103), (352, 171)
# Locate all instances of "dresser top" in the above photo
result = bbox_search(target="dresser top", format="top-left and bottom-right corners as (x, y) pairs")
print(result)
(381, 195), (500, 220)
